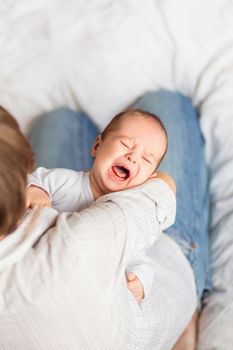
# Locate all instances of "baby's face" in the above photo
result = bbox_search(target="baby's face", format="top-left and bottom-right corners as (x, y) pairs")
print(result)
(90, 115), (166, 198)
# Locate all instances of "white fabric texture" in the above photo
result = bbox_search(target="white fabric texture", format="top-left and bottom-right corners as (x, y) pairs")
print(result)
(0, 179), (196, 350)
(1, 1), (233, 348)
(28, 167), (156, 298)
(28, 168), (94, 212)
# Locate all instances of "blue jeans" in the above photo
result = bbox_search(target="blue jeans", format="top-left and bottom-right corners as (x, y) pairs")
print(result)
(29, 90), (210, 299)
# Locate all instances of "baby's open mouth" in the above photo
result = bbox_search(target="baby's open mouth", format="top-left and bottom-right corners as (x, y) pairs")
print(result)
(111, 165), (130, 180)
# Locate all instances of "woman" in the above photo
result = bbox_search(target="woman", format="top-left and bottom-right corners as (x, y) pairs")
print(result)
(0, 109), (195, 349)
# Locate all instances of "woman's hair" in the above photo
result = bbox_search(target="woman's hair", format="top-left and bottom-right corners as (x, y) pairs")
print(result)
(0, 141), (27, 236)
(0, 106), (20, 130)
(0, 107), (35, 173)
(0, 108), (35, 236)
(0, 124), (35, 173)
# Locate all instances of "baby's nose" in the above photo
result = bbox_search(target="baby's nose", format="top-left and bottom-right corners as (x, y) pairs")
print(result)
(126, 153), (137, 164)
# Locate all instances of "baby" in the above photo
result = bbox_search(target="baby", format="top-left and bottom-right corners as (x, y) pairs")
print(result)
(27, 109), (170, 301)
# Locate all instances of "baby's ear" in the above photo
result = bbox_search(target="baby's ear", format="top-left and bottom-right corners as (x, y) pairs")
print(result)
(91, 135), (102, 157)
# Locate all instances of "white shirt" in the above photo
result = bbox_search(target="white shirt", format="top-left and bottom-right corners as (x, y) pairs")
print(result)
(0, 179), (196, 349)
(28, 167), (155, 298)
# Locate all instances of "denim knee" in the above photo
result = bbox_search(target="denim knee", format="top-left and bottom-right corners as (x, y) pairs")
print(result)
(29, 107), (99, 170)
(135, 90), (200, 134)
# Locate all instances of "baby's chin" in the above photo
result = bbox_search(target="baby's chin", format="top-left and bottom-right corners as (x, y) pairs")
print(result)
(101, 181), (130, 195)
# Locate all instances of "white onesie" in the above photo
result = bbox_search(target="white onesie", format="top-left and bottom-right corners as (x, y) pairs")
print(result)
(28, 167), (155, 298)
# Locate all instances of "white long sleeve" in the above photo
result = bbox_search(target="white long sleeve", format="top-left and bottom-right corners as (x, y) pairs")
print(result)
(0, 178), (196, 350)
(28, 167), (157, 297)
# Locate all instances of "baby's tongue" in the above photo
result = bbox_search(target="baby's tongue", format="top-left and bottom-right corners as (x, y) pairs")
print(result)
(112, 165), (126, 179)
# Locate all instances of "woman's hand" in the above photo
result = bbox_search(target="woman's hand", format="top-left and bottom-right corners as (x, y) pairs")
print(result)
(150, 171), (176, 194)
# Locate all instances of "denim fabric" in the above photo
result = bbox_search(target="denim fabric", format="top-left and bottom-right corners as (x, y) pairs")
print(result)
(29, 108), (99, 171)
(133, 90), (211, 299)
(29, 90), (210, 299)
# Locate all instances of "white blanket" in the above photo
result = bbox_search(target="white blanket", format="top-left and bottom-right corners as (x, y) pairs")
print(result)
(1, 1), (233, 348)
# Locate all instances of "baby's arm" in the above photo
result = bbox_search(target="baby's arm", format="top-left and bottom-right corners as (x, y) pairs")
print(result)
(126, 254), (154, 302)
(27, 167), (85, 212)
(26, 185), (51, 208)
(27, 167), (58, 209)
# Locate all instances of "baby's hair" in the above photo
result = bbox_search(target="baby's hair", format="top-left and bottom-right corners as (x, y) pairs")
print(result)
(101, 109), (168, 167)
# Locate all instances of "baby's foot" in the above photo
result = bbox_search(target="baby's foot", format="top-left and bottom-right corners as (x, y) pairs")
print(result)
(172, 312), (198, 350)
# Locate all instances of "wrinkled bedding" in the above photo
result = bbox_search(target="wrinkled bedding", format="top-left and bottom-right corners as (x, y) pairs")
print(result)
(1, 0), (233, 348)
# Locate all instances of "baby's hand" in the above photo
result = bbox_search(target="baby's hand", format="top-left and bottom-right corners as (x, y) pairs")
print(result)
(126, 272), (144, 302)
(26, 185), (51, 208)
